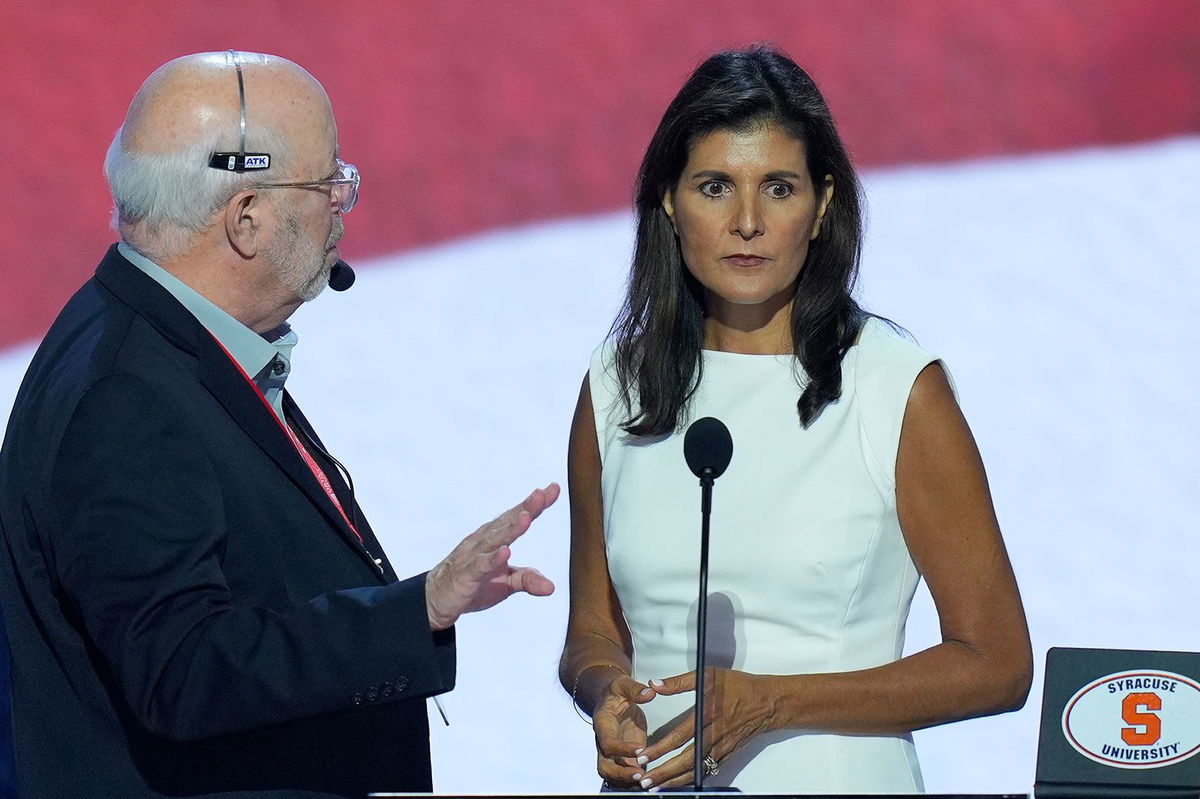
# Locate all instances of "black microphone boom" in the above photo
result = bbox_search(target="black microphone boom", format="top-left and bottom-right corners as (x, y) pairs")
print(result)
(328, 259), (356, 292)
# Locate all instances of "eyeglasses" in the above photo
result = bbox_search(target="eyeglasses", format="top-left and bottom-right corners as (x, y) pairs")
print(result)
(206, 50), (361, 213)
(251, 159), (361, 213)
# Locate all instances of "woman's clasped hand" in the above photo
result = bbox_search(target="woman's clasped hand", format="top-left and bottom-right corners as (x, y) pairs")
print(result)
(594, 668), (780, 790)
(591, 673), (657, 790)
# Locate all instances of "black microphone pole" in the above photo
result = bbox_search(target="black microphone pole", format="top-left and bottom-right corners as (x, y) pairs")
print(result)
(694, 466), (715, 790)
(682, 417), (733, 791)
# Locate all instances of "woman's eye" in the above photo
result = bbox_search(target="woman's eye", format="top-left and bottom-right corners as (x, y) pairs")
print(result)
(765, 182), (793, 199)
(699, 181), (729, 198)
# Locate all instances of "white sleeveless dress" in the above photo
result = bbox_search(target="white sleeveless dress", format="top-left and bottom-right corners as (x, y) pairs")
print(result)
(588, 318), (943, 793)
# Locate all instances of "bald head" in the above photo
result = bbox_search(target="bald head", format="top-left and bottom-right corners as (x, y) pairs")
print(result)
(121, 52), (332, 165)
(105, 51), (338, 261)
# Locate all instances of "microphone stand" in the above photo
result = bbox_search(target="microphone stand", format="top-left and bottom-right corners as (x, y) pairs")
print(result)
(677, 415), (736, 792)
(693, 467), (715, 790)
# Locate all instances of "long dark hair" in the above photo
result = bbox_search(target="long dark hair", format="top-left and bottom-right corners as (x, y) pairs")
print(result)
(612, 45), (865, 435)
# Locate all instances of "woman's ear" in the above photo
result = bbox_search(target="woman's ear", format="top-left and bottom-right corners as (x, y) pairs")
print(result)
(810, 175), (834, 241)
(224, 189), (262, 258)
(662, 190), (678, 234)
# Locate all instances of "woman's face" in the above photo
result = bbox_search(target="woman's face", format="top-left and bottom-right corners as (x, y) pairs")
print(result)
(663, 122), (832, 326)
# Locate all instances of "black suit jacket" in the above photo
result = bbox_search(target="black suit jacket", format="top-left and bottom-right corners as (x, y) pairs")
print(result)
(0, 246), (455, 797)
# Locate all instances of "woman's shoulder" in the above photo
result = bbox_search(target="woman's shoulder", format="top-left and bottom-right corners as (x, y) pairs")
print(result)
(856, 315), (923, 351)
(850, 315), (947, 414)
(852, 315), (938, 377)
(586, 338), (625, 415)
(587, 338), (619, 386)
(851, 316), (945, 487)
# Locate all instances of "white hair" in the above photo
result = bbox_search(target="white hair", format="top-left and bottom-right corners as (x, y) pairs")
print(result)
(104, 124), (293, 262)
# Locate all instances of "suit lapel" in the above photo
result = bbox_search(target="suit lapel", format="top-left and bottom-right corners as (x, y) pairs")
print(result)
(196, 342), (370, 549)
(283, 394), (399, 583)
(94, 245), (386, 581)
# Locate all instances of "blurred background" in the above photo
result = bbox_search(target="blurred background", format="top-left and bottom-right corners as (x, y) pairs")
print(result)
(2, 1), (1198, 793)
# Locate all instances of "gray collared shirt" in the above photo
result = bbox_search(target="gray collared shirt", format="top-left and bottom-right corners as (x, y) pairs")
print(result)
(118, 242), (297, 422)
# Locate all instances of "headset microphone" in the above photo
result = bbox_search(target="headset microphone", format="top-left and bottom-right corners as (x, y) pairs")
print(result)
(328, 259), (356, 292)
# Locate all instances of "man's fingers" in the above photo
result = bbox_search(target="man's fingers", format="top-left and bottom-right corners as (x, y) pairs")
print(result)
(523, 482), (560, 516)
(481, 506), (532, 550)
(468, 545), (508, 579)
(504, 483), (559, 531)
(479, 482), (560, 549)
(427, 481), (560, 624)
(510, 566), (554, 596)
(494, 545), (511, 566)
(428, 482), (557, 626)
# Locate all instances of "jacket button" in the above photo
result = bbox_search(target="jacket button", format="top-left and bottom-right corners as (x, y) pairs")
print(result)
(380, 681), (395, 698)
(395, 676), (409, 693)
(351, 693), (363, 706)
(365, 687), (379, 702)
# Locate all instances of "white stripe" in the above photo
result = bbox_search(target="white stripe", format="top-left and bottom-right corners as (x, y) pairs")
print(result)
(3, 136), (1198, 794)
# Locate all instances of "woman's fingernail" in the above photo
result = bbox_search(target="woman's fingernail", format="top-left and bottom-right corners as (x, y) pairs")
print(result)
(637, 754), (649, 765)
(634, 747), (644, 755)
(632, 772), (642, 781)
(639, 686), (652, 696)
(649, 678), (664, 687)
(640, 777), (653, 789)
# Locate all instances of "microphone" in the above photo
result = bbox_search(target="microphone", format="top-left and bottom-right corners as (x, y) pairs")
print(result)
(680, 417), (735, 792)
(684, 417), (734, 482)
(328, 259), (356, 291)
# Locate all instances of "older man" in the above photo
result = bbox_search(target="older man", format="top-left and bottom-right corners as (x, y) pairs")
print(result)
(0, 52), (556, 797)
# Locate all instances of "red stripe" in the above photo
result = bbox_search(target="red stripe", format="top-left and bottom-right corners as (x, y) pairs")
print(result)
(4, 0), (1198, 348)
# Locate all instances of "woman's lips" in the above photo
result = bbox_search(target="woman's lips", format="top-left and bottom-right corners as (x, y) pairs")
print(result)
(724, 254), (768, 267)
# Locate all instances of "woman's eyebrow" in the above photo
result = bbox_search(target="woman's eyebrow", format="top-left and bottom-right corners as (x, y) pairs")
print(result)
(764, 170), (805, 180)
(688, 169), (806, 181)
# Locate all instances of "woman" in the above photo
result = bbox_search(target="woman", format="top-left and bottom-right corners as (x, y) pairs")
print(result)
(559, 46), (1032, 793)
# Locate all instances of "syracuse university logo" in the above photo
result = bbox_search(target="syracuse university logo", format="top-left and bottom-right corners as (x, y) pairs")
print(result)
(1062, 670), (1200, 769)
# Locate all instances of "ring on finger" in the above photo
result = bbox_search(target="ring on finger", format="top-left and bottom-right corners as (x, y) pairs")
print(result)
(703, 755), (719, 776)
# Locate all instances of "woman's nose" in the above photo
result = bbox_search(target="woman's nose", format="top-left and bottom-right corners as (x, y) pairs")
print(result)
(731, 196), (763, 240)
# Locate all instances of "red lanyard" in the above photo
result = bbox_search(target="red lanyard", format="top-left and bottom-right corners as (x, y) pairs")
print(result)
(209, 335), (364, 545)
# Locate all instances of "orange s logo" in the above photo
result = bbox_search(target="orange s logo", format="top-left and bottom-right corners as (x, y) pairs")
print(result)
(1122, 692), (1162, 746)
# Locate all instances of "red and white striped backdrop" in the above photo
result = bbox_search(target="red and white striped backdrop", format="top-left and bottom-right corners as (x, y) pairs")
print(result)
(2, 3), (1198, 794)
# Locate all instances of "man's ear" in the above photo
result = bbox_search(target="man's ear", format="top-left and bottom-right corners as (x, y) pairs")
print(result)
(224, 189), (262, 258)
(810, 175), (834, 241)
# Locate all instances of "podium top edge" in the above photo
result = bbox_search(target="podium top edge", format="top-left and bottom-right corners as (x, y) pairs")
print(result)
(368, 794), (1031, 798)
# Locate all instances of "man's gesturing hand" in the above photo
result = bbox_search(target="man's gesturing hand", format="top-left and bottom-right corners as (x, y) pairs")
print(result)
(425, 483), (559, 631)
